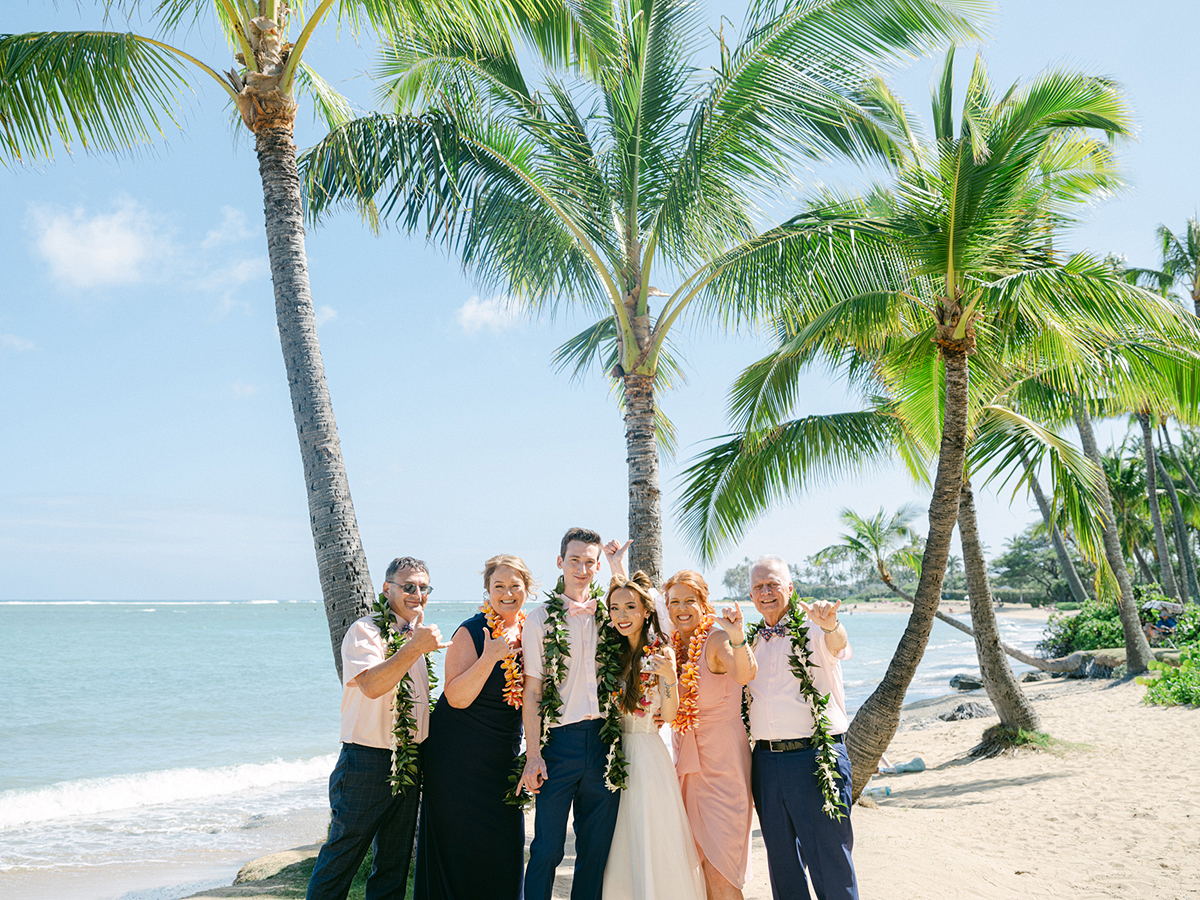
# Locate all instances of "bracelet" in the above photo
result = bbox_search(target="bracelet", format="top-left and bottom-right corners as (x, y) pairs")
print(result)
(820, 622), (840, 634)
(729, 636), (747, 649)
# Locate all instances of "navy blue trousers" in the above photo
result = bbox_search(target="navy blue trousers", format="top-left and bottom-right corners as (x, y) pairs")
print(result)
(524, 720), (621, 900)
(751, 739), (859, 900)
(307, 743), (421, 900)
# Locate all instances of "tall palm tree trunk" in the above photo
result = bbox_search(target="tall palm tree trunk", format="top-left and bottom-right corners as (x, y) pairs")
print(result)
(624, 373), (662, 583)
(1139, 413), (1180, 600)
(1157, 453), (1199, 602)
(1019, 449), (1089, 604)
(846, 345), (969, 801)
(1074, 402), (1153, 673)
(958, 480), (1042, 731)
(1133, 545), (1154, 584)
(256, 118), (374, 681)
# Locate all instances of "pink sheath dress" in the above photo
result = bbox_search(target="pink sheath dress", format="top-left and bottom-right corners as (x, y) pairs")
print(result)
(672, 631), (753, 889)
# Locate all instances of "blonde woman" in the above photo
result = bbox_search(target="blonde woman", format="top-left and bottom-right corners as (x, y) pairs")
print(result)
(415, 555), (532, 900)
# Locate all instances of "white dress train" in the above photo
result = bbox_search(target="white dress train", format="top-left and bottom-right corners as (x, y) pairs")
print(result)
(602, 689), (706, 900)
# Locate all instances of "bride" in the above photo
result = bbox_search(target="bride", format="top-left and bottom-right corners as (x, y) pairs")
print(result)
(602, 572), (705, 900)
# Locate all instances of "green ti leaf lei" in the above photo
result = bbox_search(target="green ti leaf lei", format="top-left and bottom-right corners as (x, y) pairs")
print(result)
(743, 599), (847, 821)
(372, 593), (438, 796)
(506, 577), (626, 807)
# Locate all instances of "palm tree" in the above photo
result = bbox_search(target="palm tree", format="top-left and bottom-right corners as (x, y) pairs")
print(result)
(1157, 217), (1200, 317)
(1101, 443), (1154, 581)
(1138, 412), (1181, 600)
(1017, 446), (1089, 604)
(300, 0), (984, 582)
(677, 48), (1197, 794)
(3, 2), (426, 678)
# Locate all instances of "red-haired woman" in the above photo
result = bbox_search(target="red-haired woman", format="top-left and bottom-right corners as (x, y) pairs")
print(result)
(665, 570), (758, 900)
(602, 572), (704, 900)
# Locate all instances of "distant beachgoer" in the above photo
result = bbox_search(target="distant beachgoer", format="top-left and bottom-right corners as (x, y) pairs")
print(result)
(307, 557), (450, 900)
(666, 570), (758, 900)
(518, 529), (628, 900)
(745, 556), (858, 900)
(601, 572), (705, 900)
(414, 555), (532, 900)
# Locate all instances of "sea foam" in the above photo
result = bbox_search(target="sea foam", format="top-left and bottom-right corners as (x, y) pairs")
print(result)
(0, 755), (336, 829)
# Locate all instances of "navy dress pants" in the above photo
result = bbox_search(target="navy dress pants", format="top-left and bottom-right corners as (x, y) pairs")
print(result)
(307, 743), (421, 900)
(751, 738), (859, 900)
(524, 720), (621, 900)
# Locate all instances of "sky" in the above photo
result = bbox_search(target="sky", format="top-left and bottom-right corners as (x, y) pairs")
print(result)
(2, 0), (1198, 602)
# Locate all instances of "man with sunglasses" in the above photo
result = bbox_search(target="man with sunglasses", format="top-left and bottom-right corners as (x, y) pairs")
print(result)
(308, 556), (450, 900)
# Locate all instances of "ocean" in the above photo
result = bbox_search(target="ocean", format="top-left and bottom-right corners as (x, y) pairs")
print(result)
(0, 599), (1048, 900)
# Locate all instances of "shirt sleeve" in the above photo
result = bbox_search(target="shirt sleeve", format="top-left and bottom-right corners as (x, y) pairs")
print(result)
(522, 605), (547, 681)
(342, 618), (386, 687)
(810, 621), (852, 663)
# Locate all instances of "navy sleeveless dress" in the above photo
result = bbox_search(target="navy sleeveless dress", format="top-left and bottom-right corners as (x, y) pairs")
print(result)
(415, 613), (524, 900)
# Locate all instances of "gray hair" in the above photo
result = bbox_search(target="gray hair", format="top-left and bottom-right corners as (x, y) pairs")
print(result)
(385, 556), (429, 581)
(749, 555), (789, 582)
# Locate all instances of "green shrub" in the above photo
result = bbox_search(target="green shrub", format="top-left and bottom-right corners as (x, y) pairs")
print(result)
(1055, 601), (1081, 611)
(1139, 648), (1200, 707)
(1038, 598), (1125, 656)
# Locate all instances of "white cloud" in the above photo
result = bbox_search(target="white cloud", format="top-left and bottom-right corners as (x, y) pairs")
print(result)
(231, 381), (258, 398)
(28, 198), (169, 289)
(456, 295), (520, 334)
(315, 305), (338, 326)
(201, 206), (255, 250)
(1, 334), (39, 352)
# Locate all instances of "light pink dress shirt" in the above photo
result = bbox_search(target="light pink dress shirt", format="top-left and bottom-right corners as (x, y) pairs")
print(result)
(521, 599), (602, 726)
(748, 620), (851, 740)
(339, 613), (430, 749)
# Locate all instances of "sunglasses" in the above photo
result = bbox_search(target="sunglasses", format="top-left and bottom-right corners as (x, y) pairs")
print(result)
(387, 581), (433, 597)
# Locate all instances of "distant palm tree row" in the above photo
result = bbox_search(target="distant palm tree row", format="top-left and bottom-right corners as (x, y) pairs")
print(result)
(10, 0), (1200, 796)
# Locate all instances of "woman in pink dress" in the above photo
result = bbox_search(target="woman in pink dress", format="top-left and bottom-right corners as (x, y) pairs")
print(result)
(665, 570), (758, 900)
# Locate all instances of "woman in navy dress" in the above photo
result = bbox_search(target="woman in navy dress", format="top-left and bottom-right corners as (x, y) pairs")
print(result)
(415, 554), (530, 900)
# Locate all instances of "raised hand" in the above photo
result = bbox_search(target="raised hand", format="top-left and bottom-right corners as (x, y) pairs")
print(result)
(719, 598), (746, 643)
(798, 599), (842, 632)
(647, 647), (677, 682)
(411, 609), (453, 654)
(517, 753), (548, 795)
(602, 538), (632, 576)
(481, 627), (516, 664)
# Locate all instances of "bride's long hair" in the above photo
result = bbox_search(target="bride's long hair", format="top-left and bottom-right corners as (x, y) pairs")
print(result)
(606, 571), (663, 714)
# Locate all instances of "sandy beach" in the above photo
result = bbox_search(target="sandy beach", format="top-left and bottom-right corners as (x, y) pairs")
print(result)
(191, 641), (1199, 900)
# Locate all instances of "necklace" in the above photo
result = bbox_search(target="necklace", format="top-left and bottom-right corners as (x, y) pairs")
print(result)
(671, 615), (714, 734)
(480, 604), (526, 708)
(372, 593), (438, 795)
(744, 603), (846, 820)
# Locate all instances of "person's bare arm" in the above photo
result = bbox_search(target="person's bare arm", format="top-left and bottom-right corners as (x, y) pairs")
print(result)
(353, 612), (450, 700)
(709, 599), (757, 685)
(442, 626), (515, 708)
(603, 538), (632, 581)
(517, 676), (547, 794)
(650, 647), (679, 721)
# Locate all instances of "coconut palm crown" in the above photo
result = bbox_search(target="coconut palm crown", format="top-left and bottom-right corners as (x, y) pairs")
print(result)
(300, 0), (988, 581)
(676, 47), (1200, 794)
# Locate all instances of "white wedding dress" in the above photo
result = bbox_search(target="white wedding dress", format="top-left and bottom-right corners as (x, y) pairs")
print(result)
(602, 688), (706, 900)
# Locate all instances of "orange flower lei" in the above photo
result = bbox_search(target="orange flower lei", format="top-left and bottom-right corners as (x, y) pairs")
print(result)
(671, 615), (714, 733)
(481, 604), (526, 708)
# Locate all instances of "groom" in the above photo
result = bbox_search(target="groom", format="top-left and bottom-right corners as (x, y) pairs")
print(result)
(518, 528), (627, 900)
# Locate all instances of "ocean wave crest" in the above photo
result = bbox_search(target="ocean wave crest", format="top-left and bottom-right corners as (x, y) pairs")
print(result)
(0, 755), (336, 829)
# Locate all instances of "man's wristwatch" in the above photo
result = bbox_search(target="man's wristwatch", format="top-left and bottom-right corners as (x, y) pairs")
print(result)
(820, 621), (840, 634)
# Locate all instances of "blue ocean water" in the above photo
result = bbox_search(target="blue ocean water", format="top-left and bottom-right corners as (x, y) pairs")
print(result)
(0, 599), (1046, 900)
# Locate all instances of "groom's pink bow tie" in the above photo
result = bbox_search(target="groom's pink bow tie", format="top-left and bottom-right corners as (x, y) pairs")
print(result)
(567, 597), (597, 617)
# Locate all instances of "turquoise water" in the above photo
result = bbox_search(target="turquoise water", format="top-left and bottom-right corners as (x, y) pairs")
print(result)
(0, 599), (1046, 900)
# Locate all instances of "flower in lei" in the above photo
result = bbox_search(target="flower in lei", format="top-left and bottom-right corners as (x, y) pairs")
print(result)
(671, 614), (715, 734)
(372, 592), (438, 795)
(743, 599), (847, 820)
(480, 603), (526, 708)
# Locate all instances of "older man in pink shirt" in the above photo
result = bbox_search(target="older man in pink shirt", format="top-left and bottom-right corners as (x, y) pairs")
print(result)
(746, 555), (858, 900)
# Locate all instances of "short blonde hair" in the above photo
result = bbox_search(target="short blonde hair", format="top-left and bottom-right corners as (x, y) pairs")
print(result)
(482, 554), (537, 593)
(662, 569), (714, 615)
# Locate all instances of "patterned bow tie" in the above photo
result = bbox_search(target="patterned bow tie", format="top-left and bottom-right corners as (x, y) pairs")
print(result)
(758, 621), (789, 641)
(567, 597), (598, 617)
